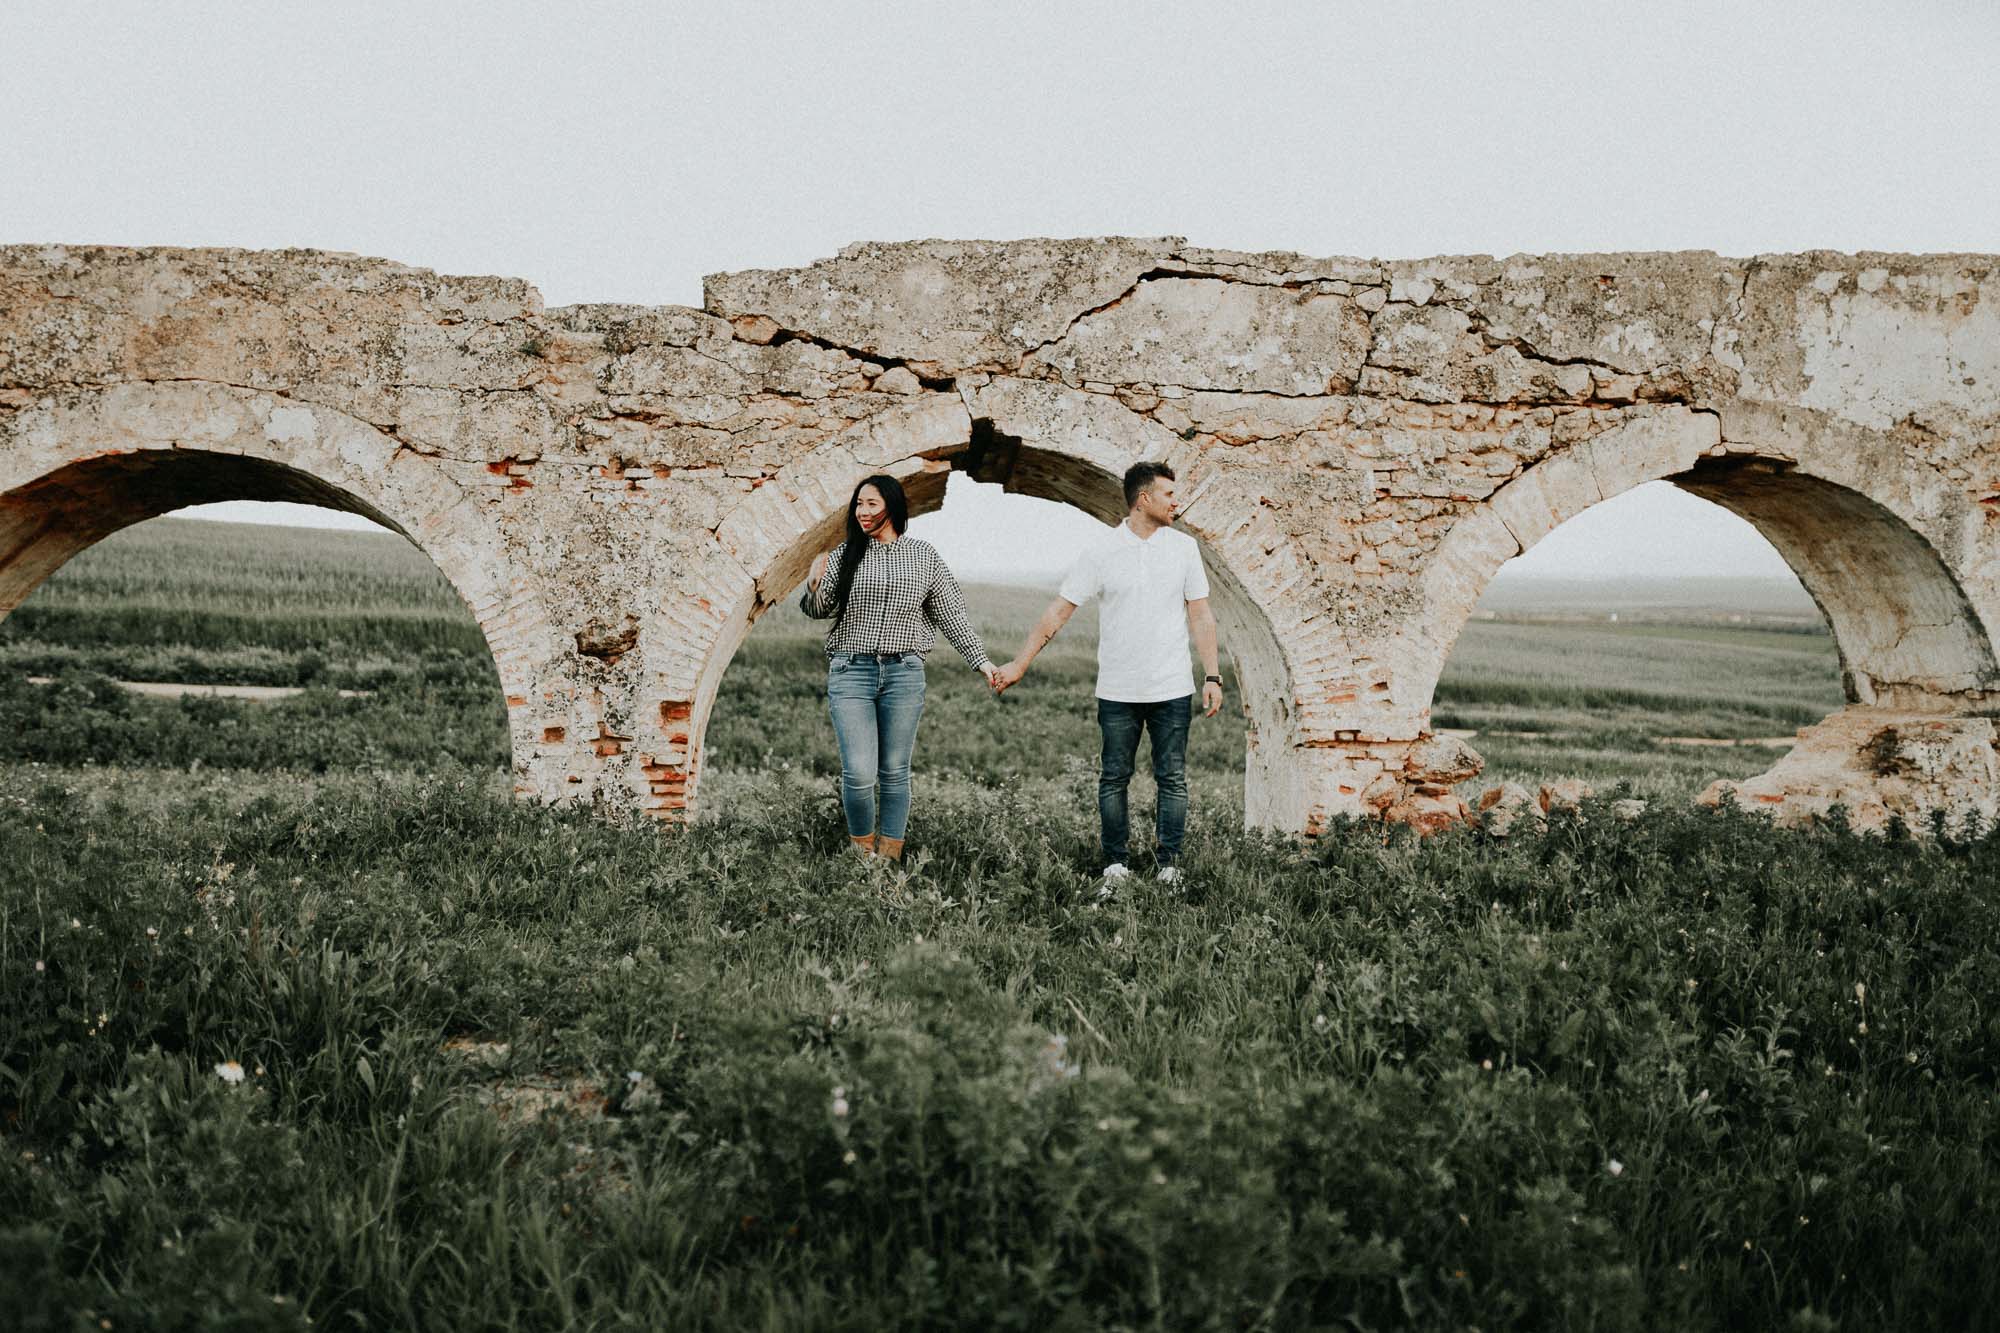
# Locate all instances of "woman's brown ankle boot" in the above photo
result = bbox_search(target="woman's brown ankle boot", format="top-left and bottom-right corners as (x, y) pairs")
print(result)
(849, 833), (877, 856)
(875, 836), (905, 862)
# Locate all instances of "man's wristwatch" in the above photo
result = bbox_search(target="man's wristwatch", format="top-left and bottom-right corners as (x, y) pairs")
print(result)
(1204, 674), (1222, 684)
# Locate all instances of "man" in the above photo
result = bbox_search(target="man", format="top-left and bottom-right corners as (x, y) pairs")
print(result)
(995, 461), (1223, 890)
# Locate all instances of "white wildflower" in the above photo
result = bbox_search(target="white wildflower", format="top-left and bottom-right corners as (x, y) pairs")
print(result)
(215, 1061), (246, 1085)
(1607, 1158), (1624, 1177)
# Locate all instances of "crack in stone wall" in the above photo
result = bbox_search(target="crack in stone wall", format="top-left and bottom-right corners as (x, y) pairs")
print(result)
(6, 239), (2000, 832)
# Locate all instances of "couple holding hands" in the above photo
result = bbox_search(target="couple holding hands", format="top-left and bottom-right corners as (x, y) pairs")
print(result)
(802, 461), (1223, 887)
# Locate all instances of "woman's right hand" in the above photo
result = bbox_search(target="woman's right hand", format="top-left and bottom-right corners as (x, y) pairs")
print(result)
(809, 552), (830, 587)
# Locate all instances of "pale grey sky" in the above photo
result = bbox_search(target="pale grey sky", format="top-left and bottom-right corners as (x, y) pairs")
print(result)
(6, 1), (1994, 582)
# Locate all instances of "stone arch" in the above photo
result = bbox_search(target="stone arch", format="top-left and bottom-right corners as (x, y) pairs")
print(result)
(641, 379), (1318, 828)
(1406, 401), (2000, 824)
(0, 381), (555, 790)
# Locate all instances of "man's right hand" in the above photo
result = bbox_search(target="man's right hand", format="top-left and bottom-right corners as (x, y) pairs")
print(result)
(993, 660), (1026, 694)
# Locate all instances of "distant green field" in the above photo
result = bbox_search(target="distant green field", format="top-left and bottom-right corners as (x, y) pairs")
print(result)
(1438, 616), (1842, 793)
(1473, 572), (1825, 624)
(0, 517), (1845, 799)
(0, 518), (485, 657)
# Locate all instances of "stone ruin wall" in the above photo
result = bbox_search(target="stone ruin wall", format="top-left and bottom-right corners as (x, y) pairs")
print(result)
(4, 238), (2000, 833)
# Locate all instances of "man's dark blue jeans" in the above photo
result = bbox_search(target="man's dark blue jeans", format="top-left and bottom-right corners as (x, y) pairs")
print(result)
(1096, 695), (1192, 870)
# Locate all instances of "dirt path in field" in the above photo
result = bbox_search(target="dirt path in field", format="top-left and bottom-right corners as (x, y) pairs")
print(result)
(1440, 727), (1796, 749)
(25, 676), (369, 700)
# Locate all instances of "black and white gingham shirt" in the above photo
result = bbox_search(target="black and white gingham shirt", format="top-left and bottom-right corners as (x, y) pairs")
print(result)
(800, 536), (993, 672)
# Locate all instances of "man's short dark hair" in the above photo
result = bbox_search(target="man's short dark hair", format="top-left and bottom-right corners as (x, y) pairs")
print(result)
(1123, 461), (1175, 511)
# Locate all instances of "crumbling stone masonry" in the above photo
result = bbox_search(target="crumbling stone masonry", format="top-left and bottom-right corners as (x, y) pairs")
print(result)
(4, 240), (1999, 832)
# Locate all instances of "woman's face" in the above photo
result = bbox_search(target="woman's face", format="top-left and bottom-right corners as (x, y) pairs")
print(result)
(854, 485), (892, 536)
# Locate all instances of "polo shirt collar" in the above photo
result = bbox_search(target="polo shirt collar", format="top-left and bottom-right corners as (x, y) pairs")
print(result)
(1117, 519), (1165, 544)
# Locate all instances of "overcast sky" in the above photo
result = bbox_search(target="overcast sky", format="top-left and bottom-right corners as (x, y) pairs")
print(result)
(6, 1), (1996, 582)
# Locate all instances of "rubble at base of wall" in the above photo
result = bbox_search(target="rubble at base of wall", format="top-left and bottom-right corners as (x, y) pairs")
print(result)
(1359, 708), (2000, 840)
(1362, 732), (1485, 833)
(1699, 708), (2000, 835)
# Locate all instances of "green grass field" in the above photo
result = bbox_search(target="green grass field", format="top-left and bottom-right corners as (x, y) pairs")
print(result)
(10, 516), (1983, 1331)
(0, 519), (488, 657)
(1437, 617), (1843, 796)
(0, 518), (1845, 804)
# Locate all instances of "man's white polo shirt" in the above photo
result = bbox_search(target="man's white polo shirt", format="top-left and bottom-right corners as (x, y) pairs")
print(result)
(1059, 520), (1210, 703)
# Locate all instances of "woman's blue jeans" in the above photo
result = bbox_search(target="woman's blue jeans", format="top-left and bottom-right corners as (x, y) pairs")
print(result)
(1097, 695), (1192, 869)
(826, 652), (928, 840)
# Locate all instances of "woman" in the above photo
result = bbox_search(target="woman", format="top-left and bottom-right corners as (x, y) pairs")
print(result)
(802, 474), (1001, 861)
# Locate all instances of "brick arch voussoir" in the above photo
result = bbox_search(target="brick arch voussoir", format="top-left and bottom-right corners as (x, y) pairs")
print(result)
(0, 380), (555, 782)
(628, 376), (1334, 831)
(1406, 401), (2000, 718)
(623, 393), (973, 819)
(959, 376), (1325, 830)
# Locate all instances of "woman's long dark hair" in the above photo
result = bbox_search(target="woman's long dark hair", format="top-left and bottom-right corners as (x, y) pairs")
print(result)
(830, 473), (909, 621)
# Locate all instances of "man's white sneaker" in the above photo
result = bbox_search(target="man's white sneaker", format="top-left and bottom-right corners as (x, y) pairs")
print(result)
(1156, 866), (1184, 886)
(1095, 863), (1131, 901)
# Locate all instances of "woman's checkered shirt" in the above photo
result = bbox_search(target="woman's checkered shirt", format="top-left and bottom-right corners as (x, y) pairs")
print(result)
(800, 536), (992, 671)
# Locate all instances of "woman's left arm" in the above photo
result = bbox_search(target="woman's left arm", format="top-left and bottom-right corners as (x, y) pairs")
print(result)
(923, 552), (996, 676)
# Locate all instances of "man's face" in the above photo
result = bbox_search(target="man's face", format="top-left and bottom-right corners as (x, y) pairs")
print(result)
(1137, 476), (1178, 524)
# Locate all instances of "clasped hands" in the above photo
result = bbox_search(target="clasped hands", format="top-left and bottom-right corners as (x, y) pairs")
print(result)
(988, 660), (1223, 718)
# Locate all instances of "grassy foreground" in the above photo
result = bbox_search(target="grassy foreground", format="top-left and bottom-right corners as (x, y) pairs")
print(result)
(5, 767), (1999, 1330)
